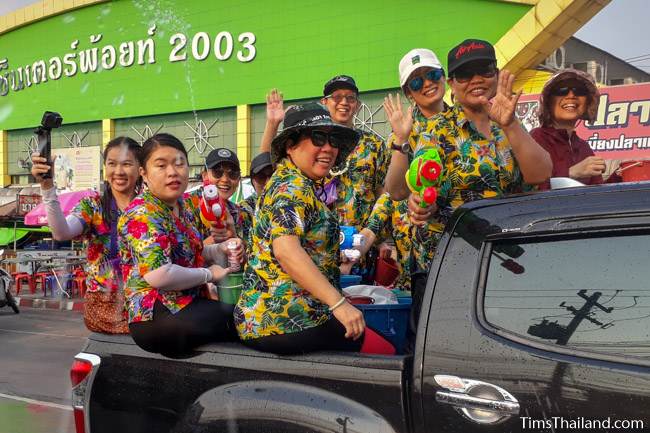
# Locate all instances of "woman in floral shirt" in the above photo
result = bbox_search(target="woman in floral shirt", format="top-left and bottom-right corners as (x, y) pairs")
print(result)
(119, 133), (241, 355)
(31, 137), (142, 334)
(234, 103), (394, 355)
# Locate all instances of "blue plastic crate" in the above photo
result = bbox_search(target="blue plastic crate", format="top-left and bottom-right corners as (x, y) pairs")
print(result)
(340, 274), (362, 288)
(357, 298), (412, 354)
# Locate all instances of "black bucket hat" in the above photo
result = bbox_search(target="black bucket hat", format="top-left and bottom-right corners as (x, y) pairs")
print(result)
(271, 102), (360, 166)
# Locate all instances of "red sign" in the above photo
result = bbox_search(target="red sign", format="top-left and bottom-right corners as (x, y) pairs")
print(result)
(517, 82), (650, 161)
(17, 194), (41, 216)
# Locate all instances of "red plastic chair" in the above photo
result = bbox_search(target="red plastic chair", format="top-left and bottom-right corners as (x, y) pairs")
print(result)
(33, 272), (51, 296)
(67, 269), (87, 298)
(12, 272), (33, 295)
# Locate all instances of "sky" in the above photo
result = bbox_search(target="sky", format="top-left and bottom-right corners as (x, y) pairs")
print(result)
(0, 0), (646, 72)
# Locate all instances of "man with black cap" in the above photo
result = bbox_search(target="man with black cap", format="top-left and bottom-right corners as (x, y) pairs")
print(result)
(238, 151), (273, 250)
(385, 39), (552, 352)
(319, 75), (390, 233)
(196, 147), (244, 244)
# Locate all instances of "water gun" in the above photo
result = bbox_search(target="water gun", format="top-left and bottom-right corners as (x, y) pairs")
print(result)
(199, 182), (228, 229)
(405, 148), (443, 207)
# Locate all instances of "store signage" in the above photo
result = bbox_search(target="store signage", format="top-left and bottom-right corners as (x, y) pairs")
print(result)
(517, 82), (650, 160)
(16, 194), (41, 216)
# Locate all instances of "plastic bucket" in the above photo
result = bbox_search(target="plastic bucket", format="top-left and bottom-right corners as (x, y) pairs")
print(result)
(340, 274), (362, 288)
(374, 257), (400, 287)
(620, 160), (650, 182)
(357, 298), (412, 354)
(217, 272), (244, 304)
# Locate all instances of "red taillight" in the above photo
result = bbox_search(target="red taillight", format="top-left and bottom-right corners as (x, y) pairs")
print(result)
(71, 359), (93, 387)
(70, 354), (100, 433)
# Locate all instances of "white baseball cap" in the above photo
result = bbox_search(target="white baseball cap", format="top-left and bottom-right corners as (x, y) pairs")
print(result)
(398, 48), (444, 87)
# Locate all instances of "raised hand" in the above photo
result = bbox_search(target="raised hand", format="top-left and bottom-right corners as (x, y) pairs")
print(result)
(30, 152), (54, 189)
(383, 93), (413, 143)
(266, 88), (284, 126)
(480, 69), (522, 128)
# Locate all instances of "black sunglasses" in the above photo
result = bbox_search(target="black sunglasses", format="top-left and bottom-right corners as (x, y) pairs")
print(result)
(210, 167), (241, 180)
(550, 86), (589, 97)
(300, 129), (349, 149)
(452, 62), (497, 83)
(408, 68), (444, 92)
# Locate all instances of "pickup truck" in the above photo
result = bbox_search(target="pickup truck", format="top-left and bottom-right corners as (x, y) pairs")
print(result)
(71, 181), (650, 433)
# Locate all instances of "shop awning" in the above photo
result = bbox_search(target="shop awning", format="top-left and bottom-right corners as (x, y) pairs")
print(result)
(0, 227), (50, 246)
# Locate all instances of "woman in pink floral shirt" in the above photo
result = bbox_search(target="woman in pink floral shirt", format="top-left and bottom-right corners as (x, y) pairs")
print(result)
(31, 137), (142, 334)
(119, 133), (241, 355)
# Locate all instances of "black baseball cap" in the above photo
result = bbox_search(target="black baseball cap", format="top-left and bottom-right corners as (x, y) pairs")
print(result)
(250, 152), (272, 176)
(205, 148), (240, 170)
(447, 39), (496, 77)
(323, 75), (359, 96)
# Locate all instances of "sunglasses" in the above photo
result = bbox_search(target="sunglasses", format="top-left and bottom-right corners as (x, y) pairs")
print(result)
(550, 86), (589, 97)
(300, 129), (348, 149)
(210, 167), (241, 180)
(452, 63), (498, 83)
(325, 93), (358, 104)
(408, 68), (444, 92)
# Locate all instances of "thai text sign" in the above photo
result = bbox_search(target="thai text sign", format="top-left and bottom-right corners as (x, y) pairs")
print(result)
(16, 194), (41, 216)
(517, 82), (650, 160)
(52, 146), (101, 192)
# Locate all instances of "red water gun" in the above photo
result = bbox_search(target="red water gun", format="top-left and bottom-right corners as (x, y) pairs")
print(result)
(199, 183), (227, 229)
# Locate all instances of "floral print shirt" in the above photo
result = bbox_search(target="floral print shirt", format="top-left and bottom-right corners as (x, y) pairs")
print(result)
(118, 190), (205, 323)
(234, 158), (340, 340)
(409, 103), (526, 271)
(330, 130), (390, 232)
(365, 193), (412, 290)
(71, 193), (122, 294)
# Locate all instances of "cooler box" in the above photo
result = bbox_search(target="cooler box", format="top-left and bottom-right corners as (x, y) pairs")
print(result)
(340, 274), (362, 288)
(357, 297), (412, 354)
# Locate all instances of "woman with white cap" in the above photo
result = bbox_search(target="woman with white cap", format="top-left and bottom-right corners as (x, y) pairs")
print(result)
(531, 68), (617, 189)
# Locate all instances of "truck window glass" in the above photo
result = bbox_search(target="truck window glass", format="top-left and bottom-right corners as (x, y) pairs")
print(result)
(483, 233), (650, 359)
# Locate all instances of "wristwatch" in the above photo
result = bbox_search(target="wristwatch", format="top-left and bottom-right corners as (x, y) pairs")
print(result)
(391, 141), (409, 153)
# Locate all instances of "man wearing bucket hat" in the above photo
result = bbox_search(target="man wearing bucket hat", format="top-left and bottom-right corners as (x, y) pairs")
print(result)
(234, 102), (394, 355)
(531, 68), (620, 189)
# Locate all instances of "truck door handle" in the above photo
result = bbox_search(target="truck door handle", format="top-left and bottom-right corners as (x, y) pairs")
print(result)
(434, 375), (520, 425)
(436, 391), (520, 415)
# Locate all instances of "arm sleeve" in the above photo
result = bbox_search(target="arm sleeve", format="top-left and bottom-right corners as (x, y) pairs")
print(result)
(143, 263), (211, 291)
(41, 187), (85, 240)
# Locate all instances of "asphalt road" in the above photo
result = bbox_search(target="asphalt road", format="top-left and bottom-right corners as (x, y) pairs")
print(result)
(0, 307), (88, 433)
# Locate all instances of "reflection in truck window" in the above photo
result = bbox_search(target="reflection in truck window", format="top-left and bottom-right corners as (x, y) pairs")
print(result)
(484, 233), (650, 358)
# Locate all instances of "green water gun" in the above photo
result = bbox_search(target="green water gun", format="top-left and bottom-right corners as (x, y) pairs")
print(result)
(405, 148), (443, 207)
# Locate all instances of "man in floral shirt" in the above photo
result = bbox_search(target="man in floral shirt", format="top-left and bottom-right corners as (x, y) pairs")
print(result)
(321, 75), (390, 232)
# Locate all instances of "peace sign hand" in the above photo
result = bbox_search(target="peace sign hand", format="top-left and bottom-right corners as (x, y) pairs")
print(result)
(383, 93), (413, 143)
(479, 69), (522, 128)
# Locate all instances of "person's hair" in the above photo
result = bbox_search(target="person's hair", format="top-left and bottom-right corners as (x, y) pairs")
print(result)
(141, 133), (188, 167)
(101, 136), (142, 228)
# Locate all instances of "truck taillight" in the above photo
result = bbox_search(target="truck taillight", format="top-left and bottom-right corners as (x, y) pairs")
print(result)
(70, 353), (101, 433)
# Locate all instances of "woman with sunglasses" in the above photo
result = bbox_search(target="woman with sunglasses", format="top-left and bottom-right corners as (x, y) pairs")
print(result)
(119, 133), (240, 355)
(383, 48), (449, 280)
(530, 69), (615, 189)
(31, 137), (142, 334)
(234, 103), (394, 355)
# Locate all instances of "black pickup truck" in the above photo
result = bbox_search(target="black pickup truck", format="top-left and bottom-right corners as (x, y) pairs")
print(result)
(71, 182), (650, 433)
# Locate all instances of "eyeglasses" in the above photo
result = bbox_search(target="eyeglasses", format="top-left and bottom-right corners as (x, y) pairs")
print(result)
(408, 68), (444, 92)
(301, 129), (348, 149)
(210, 168), (241, 180)
(324, 93), (359, 104)
(452, 63), (497, 83)
(550, 86), (589, 97)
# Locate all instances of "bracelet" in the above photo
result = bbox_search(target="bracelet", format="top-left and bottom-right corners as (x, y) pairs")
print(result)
(329, 297), (347, 312)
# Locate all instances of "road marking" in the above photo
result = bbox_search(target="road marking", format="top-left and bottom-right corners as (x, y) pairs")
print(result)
(0, 392), (72, 411)
(0, 328), (86, 339)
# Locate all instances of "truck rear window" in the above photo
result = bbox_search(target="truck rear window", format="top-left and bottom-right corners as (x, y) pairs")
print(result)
(483, 233), (650, 359)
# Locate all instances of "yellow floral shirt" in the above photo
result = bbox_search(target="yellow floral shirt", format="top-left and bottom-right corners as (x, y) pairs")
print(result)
(365, 193), (412, 290)
(409, 103), (526, 271)
(234, 158), (340, 340)
(331, 130), (390, 232)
